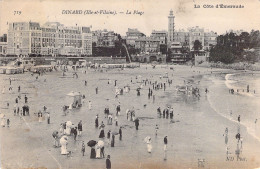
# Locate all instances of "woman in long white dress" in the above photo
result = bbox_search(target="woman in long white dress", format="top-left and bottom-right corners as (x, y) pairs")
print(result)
(65, 122), (72, 135)
(147, 138), (152, 153)
(60, 137), (68, 155)
(1, 117), (5, 127)
(96, 146), (101, 159)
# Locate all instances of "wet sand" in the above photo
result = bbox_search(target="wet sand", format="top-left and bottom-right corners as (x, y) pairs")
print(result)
(0, 65), (260, 169)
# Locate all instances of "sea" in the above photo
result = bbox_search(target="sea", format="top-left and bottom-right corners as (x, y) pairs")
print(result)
(207, 71), (260, 142)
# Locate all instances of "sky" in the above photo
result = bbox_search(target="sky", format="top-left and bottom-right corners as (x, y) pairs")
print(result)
(0, 0), (259, 36)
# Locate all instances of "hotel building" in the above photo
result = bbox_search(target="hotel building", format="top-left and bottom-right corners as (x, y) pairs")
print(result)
(7, 22), (92, 56)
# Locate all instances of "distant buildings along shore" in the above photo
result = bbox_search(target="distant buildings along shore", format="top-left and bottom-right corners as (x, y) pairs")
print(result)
(0, 10), (221, 63)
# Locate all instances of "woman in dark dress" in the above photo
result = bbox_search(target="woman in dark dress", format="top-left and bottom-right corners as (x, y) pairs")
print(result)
(90, 147), (96, 159)
(99, 129), (105, 138)
(99, 122), (105, 138)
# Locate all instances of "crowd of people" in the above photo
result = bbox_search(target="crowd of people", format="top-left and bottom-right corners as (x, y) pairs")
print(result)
(2, 64), (256, 169)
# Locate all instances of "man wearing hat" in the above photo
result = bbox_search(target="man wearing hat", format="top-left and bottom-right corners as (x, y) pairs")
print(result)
(119, 127), (122, 140)
(164, 136), (168, 149)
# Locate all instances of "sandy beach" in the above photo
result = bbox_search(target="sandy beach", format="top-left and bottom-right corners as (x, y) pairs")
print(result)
(0, 64), (260, 169)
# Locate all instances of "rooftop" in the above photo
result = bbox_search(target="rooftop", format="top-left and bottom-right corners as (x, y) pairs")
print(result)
(135, 37), (160, 42)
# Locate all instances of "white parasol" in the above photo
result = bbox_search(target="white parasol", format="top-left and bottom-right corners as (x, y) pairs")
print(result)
(97, 140), (105, 148)
(66, 121), (72, 127)
(60, 135), (68, 145)
(144, 136), (151, 143)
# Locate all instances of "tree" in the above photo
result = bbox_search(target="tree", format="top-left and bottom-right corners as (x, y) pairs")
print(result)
(193, 40), (202, 51)
(209, 46), (236, 64)
(210, 30), (260, 63)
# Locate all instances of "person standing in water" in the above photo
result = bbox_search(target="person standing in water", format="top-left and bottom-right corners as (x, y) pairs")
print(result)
(238, 115), (241, 123)
(224, 127), (228, 146)
(46, 113), (50, 124)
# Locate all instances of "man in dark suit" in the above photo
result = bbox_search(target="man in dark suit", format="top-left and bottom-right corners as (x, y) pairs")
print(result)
(119, 127), (122, 140)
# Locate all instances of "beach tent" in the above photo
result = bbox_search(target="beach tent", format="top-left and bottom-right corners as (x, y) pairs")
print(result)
(66, 91), (82, 108)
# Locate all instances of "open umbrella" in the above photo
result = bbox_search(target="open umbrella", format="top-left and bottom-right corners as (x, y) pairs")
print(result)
(87, 140), (97, 147)
(134, 118), (139, 122)
(97, 140), (104, 148)
(112, 131), (119, 135)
